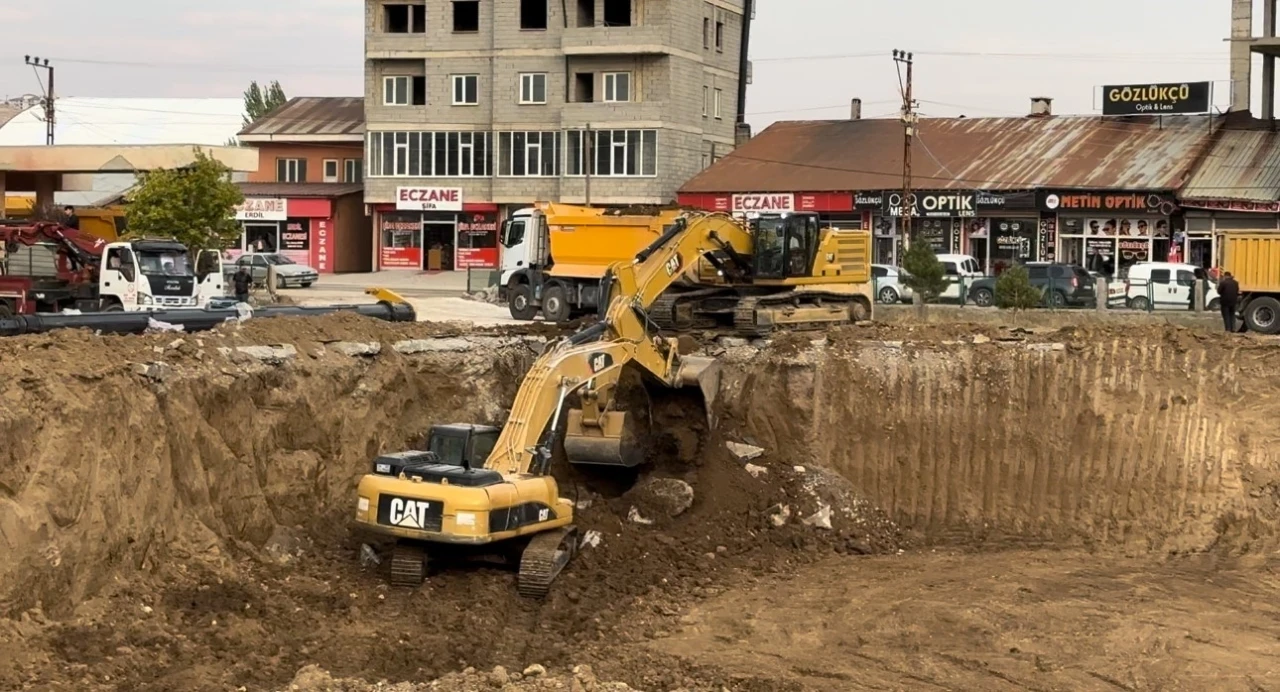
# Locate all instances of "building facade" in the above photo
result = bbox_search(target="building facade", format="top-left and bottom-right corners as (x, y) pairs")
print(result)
(236, 97), (372, 273)
(363, 0), (749, 270)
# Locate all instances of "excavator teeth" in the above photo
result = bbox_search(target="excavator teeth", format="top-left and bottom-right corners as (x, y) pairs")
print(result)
(517, 526), (579, 599)
(388, 543), (428, 588)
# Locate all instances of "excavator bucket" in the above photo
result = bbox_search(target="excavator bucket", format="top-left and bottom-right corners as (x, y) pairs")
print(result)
(562, 355), (722, 468)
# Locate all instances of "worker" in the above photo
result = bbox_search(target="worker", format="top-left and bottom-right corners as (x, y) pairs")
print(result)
(63, 206), (79, 230)
(232, 266), (252, 304)
(1218, 271), (1240, 333)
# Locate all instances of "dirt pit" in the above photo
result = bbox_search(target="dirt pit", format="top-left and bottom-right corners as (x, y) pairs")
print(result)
(1, 315), (1279, 690)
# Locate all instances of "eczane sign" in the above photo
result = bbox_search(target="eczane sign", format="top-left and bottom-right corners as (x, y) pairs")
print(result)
(396, 186), (463, 211)
(235, 198), (287, 221)
(731, 193), (795, 213)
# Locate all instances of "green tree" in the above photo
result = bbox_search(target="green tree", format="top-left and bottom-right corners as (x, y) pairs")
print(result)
(124, 148), (244, 250)
(900, 238), (947, 303)
(994, 265), (1044, 310)
(242, 80), (288, 126)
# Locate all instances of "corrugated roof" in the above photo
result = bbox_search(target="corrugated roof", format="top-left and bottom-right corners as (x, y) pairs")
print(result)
(681, 115), (1218, 193)
(238, 97), (364, 138)
(0, 97), (243, 146)
(1180, 130), (1280, 202)
(237, 182), (364, 198)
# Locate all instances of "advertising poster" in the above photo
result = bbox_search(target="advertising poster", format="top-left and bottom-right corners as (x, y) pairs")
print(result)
(380, 214), (422, 270)
(456, 212), (499, 269)
(280, 218), (310, 265)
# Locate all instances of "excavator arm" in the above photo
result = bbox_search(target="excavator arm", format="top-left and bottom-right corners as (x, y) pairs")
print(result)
(483, 212), (752, 474)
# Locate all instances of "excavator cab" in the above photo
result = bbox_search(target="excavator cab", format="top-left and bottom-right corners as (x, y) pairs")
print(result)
(420, 424), (500, 468)
(751, 213), (821, 280)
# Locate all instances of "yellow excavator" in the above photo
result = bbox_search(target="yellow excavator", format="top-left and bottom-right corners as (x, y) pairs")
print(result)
(352, 211), (872, 597)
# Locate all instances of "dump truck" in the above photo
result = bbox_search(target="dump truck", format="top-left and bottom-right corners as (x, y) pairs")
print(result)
(1217, 233), (1280, 333)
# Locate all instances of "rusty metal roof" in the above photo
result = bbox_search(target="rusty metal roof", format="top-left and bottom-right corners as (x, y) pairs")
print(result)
(681, 115), (1218, 193)
(238, 182), (364, 198)
(1180, 130), (1280, 202)
(238, 97), (364, 140)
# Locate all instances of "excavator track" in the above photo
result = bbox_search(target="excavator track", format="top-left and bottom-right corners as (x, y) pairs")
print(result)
(389, 543), (428, 587)
(516, 526), (579, 599)
(733, 292), (869, 335)
(649, 289), (723, 331)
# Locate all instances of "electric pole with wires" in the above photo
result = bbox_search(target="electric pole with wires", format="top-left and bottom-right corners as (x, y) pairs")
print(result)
(24, 55), (55, 145)
(893, 49), (916, 250)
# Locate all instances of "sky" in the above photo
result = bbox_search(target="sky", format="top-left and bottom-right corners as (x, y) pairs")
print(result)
(0, 0), (1249, 130)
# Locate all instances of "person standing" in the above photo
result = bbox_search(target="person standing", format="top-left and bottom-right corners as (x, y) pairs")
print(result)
(232, 266), (252, 304)
(1218, 271), (1240, 333)
(63, 206), (79, 230)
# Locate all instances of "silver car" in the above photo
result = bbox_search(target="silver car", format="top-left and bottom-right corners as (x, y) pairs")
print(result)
(871, 264), (914, 304)
(229, 253), (319, 289)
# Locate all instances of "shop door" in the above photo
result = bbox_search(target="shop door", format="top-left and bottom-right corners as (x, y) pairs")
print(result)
(422, 222), (455, 271)
(1187, 236), (1212, 270)
(244, 223), (279, 254)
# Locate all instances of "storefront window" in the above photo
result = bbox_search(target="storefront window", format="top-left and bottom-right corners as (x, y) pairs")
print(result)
(244, 223), (279, 253)
(911, 218), (949, 254)
(456, 211), (499, 269)
(380, 211), (423, 269)
(987, 218), (1036, 274)
(1057, 216), (1168, 277)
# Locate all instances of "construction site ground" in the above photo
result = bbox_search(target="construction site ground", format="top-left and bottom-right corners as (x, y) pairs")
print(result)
(1, 305), (1278, 691)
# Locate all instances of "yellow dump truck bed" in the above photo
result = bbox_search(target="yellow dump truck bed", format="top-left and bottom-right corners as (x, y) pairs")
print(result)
(1219, 234), (1280, 292)
(541, 203), (681, 280)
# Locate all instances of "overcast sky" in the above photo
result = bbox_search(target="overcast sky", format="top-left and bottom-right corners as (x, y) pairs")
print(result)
(0, 0), (1246, 128)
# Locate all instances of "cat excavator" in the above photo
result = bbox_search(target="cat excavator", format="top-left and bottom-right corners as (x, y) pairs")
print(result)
(352, 211), (872, 597)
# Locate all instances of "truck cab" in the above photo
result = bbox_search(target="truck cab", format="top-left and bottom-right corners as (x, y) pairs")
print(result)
(99, 239), (224, 311)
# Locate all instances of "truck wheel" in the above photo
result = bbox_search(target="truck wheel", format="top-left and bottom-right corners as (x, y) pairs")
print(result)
(971, 288), (994, 307)
(1128, 296), (1150, 311)
(101, 301), (124, 312)
(1245, 297), (1280, 335)
(1047, 290), (1067, 308)
(542, 284), (571, 323)
(0, 302), (12, 318)
(508, 283), (537, 320)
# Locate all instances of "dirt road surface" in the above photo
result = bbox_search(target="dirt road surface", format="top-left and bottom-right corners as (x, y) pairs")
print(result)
(0, 313), (1277, 690)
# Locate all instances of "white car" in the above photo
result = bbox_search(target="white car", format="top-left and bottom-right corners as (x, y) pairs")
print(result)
(871, 264), (914, 304)
(1107, 262), (1219, 311)
(936, 253), (984, 302)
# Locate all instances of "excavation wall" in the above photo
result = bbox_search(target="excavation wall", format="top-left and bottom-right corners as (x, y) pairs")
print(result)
(719, 327), (1280, 554)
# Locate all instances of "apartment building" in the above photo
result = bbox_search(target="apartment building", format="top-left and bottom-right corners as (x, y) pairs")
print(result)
(364, 0), (750, 271)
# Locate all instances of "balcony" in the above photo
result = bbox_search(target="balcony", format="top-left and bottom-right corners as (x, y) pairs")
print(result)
(560, 100), (668, 126)
(366, 32), (428, 57)
(561, 26), (671, 56)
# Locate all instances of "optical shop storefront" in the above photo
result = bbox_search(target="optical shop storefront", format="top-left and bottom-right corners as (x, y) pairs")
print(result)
(868, 190), (1041, 271)
(374, 187), (500, 271)
(1039, 190), (1180, 278)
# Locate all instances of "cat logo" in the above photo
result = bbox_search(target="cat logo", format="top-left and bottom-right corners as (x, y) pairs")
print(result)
(538, 508), (550, 522)
(588, 352), (614, 373)
(664, 255), (682, 276)
(388, 498), (431, 529)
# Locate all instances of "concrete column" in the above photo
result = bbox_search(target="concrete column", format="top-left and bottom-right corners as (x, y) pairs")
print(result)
(1231, 0), (1254, 113)
(34, 173), (56, 211)
(0, 171), (6, 219)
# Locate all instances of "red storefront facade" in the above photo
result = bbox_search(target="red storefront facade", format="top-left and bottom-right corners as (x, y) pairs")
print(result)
(233, 184), (371, 273)
(372, 186), (501, 271)
(677, 191), (870, 227)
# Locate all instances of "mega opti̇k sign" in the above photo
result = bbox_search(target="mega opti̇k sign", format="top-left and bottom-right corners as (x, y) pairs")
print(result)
(395, 186), (464, 211)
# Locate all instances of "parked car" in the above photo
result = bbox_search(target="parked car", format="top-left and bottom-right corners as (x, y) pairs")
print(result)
(1107, 262), (1219, 311)
(967, 262), (1096, 308)
(871, 264), (914, 304)
(936, 253), (984, 302)
(224, 253), (318, 289)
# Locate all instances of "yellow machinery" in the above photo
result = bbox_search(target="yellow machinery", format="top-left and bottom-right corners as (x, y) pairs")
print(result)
(353, 211), (869, 596)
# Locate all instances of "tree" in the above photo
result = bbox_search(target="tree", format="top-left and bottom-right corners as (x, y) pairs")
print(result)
(242, 80), (287, 126)
(994, 266), (1044, 310)
(124, 148), (244, 250)
(900, 239), (947, 303)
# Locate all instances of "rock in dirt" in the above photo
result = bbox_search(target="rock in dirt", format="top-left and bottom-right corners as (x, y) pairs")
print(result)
(768, 504), (792, 527)
(523, 663), (546, 677)
(744, 463), (767, 478)
(233, 344), (297, 364)
(627, 506), (654, 525)
(331, 341), (382, 357)
(803, 503), (834, 530)
(626, 477), (695, 518)
(725, 440), (765, 461)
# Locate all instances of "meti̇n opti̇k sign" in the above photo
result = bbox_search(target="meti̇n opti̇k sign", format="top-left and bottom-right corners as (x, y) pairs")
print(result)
(1101, 82), (1211, 116)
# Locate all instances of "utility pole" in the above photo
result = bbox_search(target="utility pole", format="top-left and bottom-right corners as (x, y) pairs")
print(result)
(24, 55), (54, 145)
(893, 49), (915, 250)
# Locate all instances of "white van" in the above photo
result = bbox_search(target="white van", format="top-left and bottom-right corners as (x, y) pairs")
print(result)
(1108, 262), (1219, 311)
(935, 253), (983, 302)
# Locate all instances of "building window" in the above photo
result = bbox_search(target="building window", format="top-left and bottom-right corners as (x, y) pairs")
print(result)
(384, 3), (426, 33)
(574, 73), (595, 103)
(452, 74), (479, 105)
(715, 19), (724, 51)
(519, 73), (548, 104)
(323, 159), (339, 183)
(520, 0), (547, 29)
(603, 0), (631, 26)
(701, 152), (709, 170)
(565, 129), (657, 177)
(714, 88), (722, 118)
(453, 0), (479, 32)
(277, 158), (306, 183)
(603, 72), (631, 102)
(576, 0), (594, 26)
(703, 17), (711, 49)
(702, 86), (708, 117)
(384, 75), (426, 106)
(344, 158), (362, 183)
(367, 131), (492, 177)
(497, 131), (561, 176)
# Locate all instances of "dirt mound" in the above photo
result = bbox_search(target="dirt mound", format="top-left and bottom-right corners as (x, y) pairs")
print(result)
(284, 663), (638, 691)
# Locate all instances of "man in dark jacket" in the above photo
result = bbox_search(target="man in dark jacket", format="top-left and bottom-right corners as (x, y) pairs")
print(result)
(1218, 272), (1240, 333)
(232, 266), (252, 304)
(63, 206), (79, 230)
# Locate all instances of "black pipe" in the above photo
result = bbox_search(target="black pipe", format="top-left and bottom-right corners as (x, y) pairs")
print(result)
(0, 302), (416, 337)
(567, 322), (607, 345)
(635, 219), (686, 263)
(736, 0), (753, 123)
